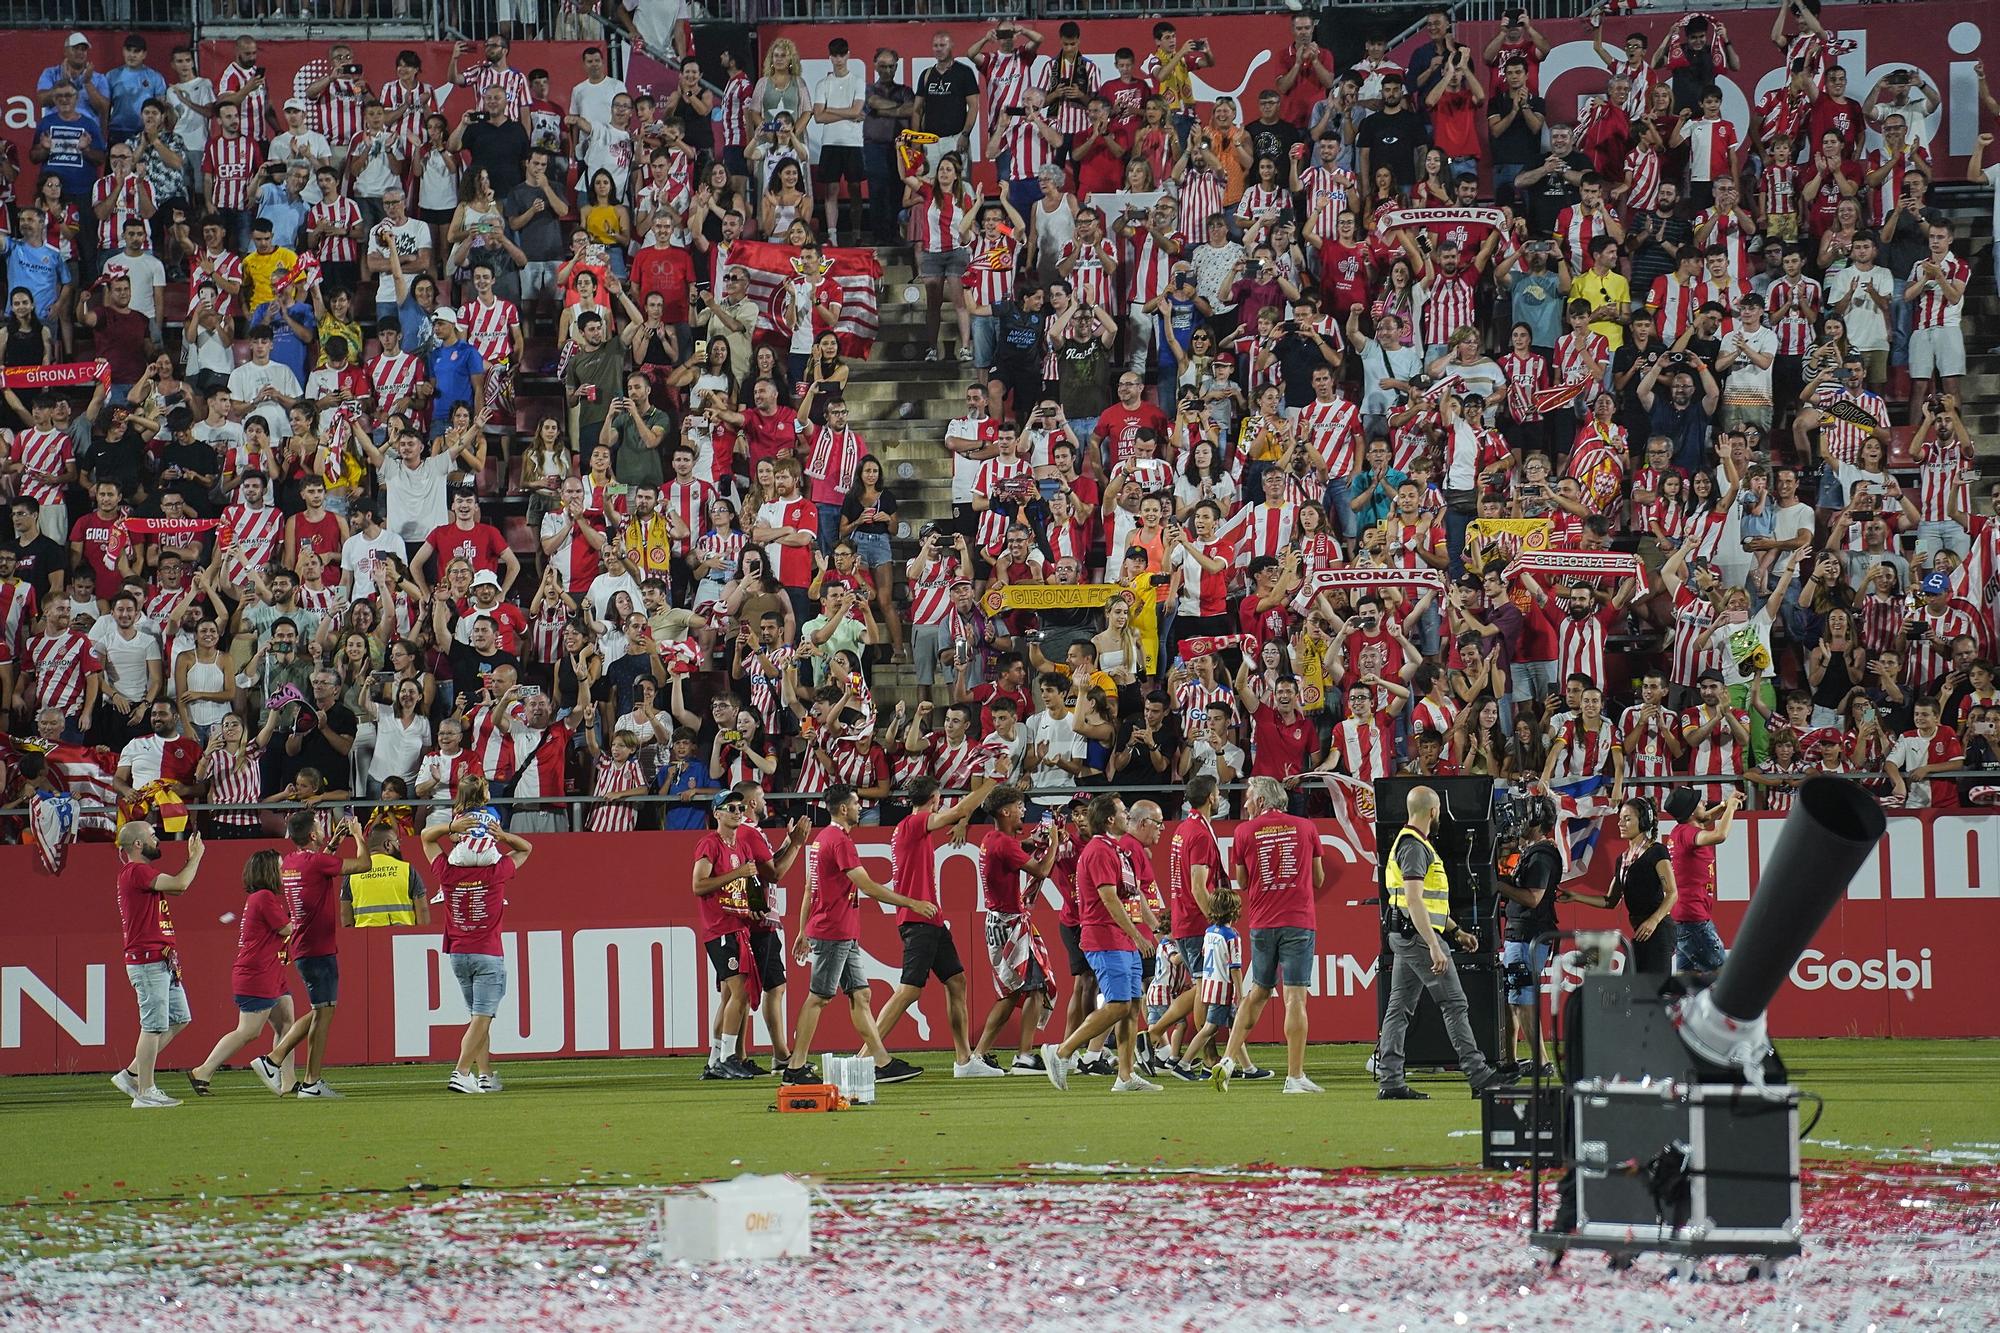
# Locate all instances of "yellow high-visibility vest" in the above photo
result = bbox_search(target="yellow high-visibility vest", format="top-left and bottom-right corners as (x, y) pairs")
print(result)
(1382, 828), (1452, 928)
(348, 853), (417, 927)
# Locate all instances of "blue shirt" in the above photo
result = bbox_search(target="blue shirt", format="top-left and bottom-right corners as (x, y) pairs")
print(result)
(397, 295), (441, 359)
(105, 64), (167, 142)
(251, 300), (317, 383)
(255, 183), (311, 250)
(1510, 271), (1565, 351)
(656, 758), (715, 831)
(1348, 465), (1407, 529)
(32, 110), (106, 196)
(427, 340), (486, 421)
(4, 239), (70, 319)
(36, 63), (110, 105)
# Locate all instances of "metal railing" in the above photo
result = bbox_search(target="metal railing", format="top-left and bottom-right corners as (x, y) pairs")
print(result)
(4, 0), (192, 27)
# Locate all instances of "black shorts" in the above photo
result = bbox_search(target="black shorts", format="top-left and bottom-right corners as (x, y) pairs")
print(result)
(1059, 921), (1089, 977)
(818, 145), (865, 185)
(297, 954), (339, 1007)
(898, 921), (965, 986)
(704, 929), (787, 993)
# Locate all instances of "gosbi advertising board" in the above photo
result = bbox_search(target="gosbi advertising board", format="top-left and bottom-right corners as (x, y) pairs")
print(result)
(0, 810), (1992, 1076)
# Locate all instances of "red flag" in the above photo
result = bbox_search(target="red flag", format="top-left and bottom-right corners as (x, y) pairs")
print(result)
(732, 239), (885, 358)
(1531, 377), (1594, 415)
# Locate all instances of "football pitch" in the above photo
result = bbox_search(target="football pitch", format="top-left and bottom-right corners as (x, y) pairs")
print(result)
(3, 1040), (1997, 1330)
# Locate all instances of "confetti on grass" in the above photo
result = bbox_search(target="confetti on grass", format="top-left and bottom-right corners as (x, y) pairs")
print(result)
(5, 1165), (1996, 1330)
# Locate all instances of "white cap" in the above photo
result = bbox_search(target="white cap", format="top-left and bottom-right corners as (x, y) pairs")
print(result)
(284, 97), (310, 113)
(431, 306), (460, 326)
(471, 569), (500, 588)
(66, 31), (89, 46)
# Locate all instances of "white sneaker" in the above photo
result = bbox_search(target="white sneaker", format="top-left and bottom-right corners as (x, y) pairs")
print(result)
(448, 1070), (482, 1094)
(477, 1073), (503, 1093)
(111, 1068), (137, 1098)
(1111, 1075), (1164, 1092)
(296, 1079), (344, 1099)
(1041, 1043), (1069, 1091)
(1283, 1076), (1326, 1094)
(953, 1058), (1007, 1078)
(252, 1056), (282, 1094)
(130, 1087), (181, 1108)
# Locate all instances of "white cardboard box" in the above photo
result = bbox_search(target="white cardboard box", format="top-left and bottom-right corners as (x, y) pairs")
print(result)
(660, 1174), (813, 1263)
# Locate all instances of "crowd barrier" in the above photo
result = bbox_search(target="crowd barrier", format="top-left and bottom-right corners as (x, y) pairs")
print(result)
(2, 809), (1992, 1076)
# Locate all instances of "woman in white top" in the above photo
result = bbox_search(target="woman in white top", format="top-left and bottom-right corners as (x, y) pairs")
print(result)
(1093, 594), (1146, 686)
(1705, 546), (1806, 762)
(173, 617), (235, 744)
(412, 113), (461, 254)
(1026, 164), (1078, 289)
(369, 677), (433, 796)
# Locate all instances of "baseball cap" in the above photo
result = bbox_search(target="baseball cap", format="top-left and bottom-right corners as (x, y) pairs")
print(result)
(712, 790), (747, 811)
(66, 32), (88, 46)
(431, 306), (460, 327)
(471, 569), (500, 588)
(284, 97), (310, 112)
(1696, 667), (1725, 684)
(1921, 571), (1951, 596)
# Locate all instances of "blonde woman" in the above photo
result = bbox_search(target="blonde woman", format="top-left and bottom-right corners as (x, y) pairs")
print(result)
(752, 38), (806, 123)
(1093, 593), (1147, 686)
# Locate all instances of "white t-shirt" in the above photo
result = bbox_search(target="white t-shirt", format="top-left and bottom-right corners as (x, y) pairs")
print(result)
(587, 570), (643, 623)
(170, 78), (215, 156)
(1720, 325), (1778, 403)
(101, 251), (167, 318)
(381, 450), (455, 543)
(269, 129), (334, 199)
(228, 359), (304, 439)
(350, 129), (402, 198)
(1771, 500), (1814, 549)
(341, 527), (409, 600)
(1706, 607), (1775, 688)
(118, 734), (174, 789)
(367, 216), (433, 304)
(569, 75), (627, 132)
(1826, 263), (1892, 352)
(1025, 708), (1083, 804)
(89, 619), (163, 701)
(945, 414), (988, 503)
(813, 70), (865, 149)
(369, 704), (433, 783)
(184, 318), (234, 378)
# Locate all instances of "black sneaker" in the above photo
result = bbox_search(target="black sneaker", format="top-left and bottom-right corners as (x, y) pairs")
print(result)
(736, 1057), (768, 1076)
(699, 1062), (738, 1081)
(724, 1056), (764, 1078)
(1234, 1066), (1277, 1081)
(1008, 1053), (1046, 1074)
(1378, 1085), (1431, 1100)
(978, 1053), (1004, 1071)
(781, 1064), (820, 1085)
(1165, 1059), (1204, 1083)
(875, 1057), (924, 1084)
(1471, 1066), (1521, 1097)
(1079, 1053), (1117, 1076)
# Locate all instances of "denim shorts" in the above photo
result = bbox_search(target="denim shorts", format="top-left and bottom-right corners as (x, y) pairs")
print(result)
(450, 951), (508, 1017)
(126, 961), (190, 1034)
(808, 937), (868, 999)
(1173, 935), (1205, 979)
(1247, 926), (1317, 990)
(851, 530), (892, 567)
(297, 954), (340, 1007)
(234, 993), (280, 1014)
(1085, 948), (1144, 1002)
(1205, 1002), (1237, 1029)
(1502, 939), (1553, 1007)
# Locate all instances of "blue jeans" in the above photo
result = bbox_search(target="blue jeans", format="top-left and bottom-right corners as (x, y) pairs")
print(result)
(1444, 504), (1473, 580)
(1322, 476), (1356, 539)
(450, 951), (509, 1017)
(1511, 659), (1556, 706)
(1915, 519), (1970, 562)
(1502, 939), (1553, 1007)
(817, 502), (843, 555)
(971, 312), (997, 369)
(1491, 162), (1526, 208)
(1889, 296), (1913, 369)
(1673, 919), (1727, 973)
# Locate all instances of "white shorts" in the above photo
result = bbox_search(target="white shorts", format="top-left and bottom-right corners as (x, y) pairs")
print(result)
(1909, 325), (1965, 379)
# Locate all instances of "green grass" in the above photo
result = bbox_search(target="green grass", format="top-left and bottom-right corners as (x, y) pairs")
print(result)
(2, 1040), (1995, 1209)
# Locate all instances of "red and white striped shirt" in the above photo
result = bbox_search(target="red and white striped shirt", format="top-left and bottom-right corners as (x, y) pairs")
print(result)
(1420, 268), (1479, 347)
(912, 183), (974, 254)
(1680, 116), (1738, 182)
(366, 349), (425, 413)
(1227, 502), (1295, 566)
(1909, 252), (1969, 329)
(1408, 696), (1457, 750)
(204, 132), (263, 212)
(1681, 704), (1749, 797)
(91, 175), (154, 252)
(1906, 604), (1978, 689)
(1756, 161), (1799, 218)
(588, 755), (645, 832)
(190, 246), (244, 318)
(1554, 205), (1613, 273)
(927, 735), (981, 790)
(1864, 146), (1931, 225)
(1647, 272), (1701, 340)
(14, 429), (72, 503)
(999, 116), (1057, 183)
(967, 234), (1019, 307)
(718, 72), (752, 149)
(222, 501), (282, 585)
(1331, 717), (1395, 781)
(462, 63), (532, 119)
(1767, 275), (1821, 355)
(1618, 702), (1677, 779)
(1061, 237), (1117, 309)
(462, 296), (520, 368)
(378, 79), (440, 151)
(905, 554), (961, 626)
(1667, 584), (1721, 686)
(978, 50), (1038, 135)
(1813, 387), (1888, 466)
(1173, 678), (1238, 735)
(294, 60), (368, 145)
(1916, 434), (1970, 525)
(1694, 208), (1753, 282)
(217, 60), (270, 140)
(1235, 183), (1289, 227)
(0, 580), (37, 655)
(307, 194), (363, 264)
(1551, 715), (1617, 781)
(1499, 350), (1548, 423)
(1296, 395), (1361, 480)
(662, 478), (716, 555)
(1040, 56), (1097, 136)
(1125, 226), (1184, 306)
(1555, 328), (1610, 384)
(1546, 601), (1616, 683)
(24, 629), (98, 714)
(1298, 165), (1356, 236)
(1622, 146), (1662, 213)
(200, 743), (265, 821)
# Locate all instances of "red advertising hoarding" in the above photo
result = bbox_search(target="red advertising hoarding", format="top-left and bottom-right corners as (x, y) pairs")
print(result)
(0, 810), (1990, 1076)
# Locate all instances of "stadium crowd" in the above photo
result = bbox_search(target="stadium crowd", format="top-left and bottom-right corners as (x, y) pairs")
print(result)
(4, 1), (2000, 852)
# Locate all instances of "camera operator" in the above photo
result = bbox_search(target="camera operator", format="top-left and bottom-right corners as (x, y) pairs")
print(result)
(1496, 795), (1562, 1077)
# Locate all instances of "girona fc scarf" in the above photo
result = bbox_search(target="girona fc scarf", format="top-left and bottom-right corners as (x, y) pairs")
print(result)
(1372, 206), (1508, 236)
(1504, 550), (1646, 586)
(106, 516), (225, 563)
(805, 425), (861, 496)
(1177, 633), (1258, 663)
(1300, 567), (1449, 599)
(2, 360), (110, 390)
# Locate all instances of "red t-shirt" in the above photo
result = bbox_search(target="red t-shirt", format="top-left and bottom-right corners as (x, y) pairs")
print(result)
(1316, 238), (1376, 314)
(805, 824), (864, 941)
(693, 828), (756, 942)
(1341, 628), (1408, 688)
(280, 849), (345, 960)
(1075, 833), (1139, 954)
(229, 888), (290, 997)
(1251, 705), (1317, 780)
(1666, 821), (1716, 924)
(435, 852), (515, 956)
(291, 511), (344, 583)
(70, 511), (127, 599)
(733, 821), (781, 929)
(1228, 811), (1320, 931)
(1430, 89), (1483, 159)
(116, 860), (175, 963)
(890, 808), (941, 927)
(1093, 402), (1171, 470)
(968, 682), (1030, 735)
(1166, 813), (1223, 940)
(1073, 124), (1131, 195)
(459, 597), (529, 654)
(1053, 837), (1082, 927)
(1119, 832), (1164, 920)
(980, 831), (1033, 916)
(631, 244), (696, 323)
(743, 406), (803, 466)
(760, 495), (819, 589)
(423, 520), (509, 577)
(156, 734), (203, 785)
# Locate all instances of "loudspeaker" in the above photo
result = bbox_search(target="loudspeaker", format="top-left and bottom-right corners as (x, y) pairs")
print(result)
(1373, 776), (1498, 930)
(1374, 940), (1504, 1071)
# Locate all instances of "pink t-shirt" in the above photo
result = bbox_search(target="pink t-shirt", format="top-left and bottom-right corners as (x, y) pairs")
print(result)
(806, 825), (863, 941)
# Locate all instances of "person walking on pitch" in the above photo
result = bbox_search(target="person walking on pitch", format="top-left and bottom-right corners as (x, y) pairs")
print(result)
(261, 811), (371, 1098)
(186, 850), (298, 1097)
(421, 814), (533, 1092)
(1215, 777), (1324, 1093)
(111, 822), (205, 1108)
(1042, 794), (1162, 1092)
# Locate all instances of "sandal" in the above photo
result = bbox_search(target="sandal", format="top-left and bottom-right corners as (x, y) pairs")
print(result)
(185, 1071), (213, 1097)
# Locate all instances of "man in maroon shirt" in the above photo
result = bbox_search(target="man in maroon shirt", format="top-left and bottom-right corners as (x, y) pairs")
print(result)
(1042, 793), (1161, 1091)
(1217, 776), (1325, 1092)
(1250, 677), (1323, 791)
(421, 814), (533, 1094)
(1090, 373), (1171, 474)
(868, 773), (999, 1076)
(969, 784), (1062, 1071)
(110, 821), (205, 1108)
(79, 273), (156, 398)
(262, 810), (371, 1098)
(1145, 775), (1225, 1071)
(415, 488), (520, 593)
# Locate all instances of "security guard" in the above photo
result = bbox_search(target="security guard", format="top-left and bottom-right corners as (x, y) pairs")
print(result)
(341, 824), (430, 928)
(1375, 785), (1518, 1101)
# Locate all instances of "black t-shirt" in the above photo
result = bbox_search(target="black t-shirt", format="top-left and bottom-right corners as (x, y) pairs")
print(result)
(1522, 152), (1590, 237)
(1612, 841), (1671, 928)
(1275, 333), (1329, 409)
(1504, 840), (1563, 942)
(448, 641), (521, 700)
(1247, 117), (1305, 172)
(993, 299), (1045, 369)
(463, 119), (531, 195)
(289, 702), (358, 788)
(1488, 93), (1549, 166)
(1356, 107), (1426, 187)
(916, 60), (979, 138)
(2, 533), (66, 597)
(841, 488), (898, 535)
(85, 431), (148, 499)
(1684, 333), (1723, 369)
(1627, 210), (1693, 296)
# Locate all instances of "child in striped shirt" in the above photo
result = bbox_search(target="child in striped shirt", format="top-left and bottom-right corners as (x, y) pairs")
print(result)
(1189, 891), (1243, 1078)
